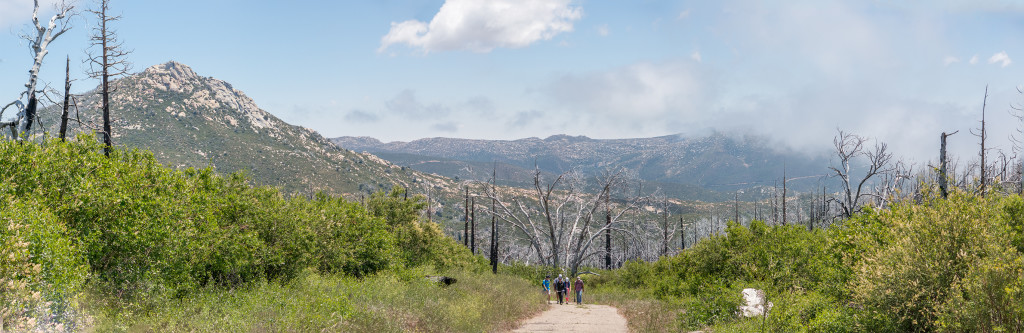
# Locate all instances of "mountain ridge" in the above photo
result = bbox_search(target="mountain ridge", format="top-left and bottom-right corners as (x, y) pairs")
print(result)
(332, 132), (830, 197)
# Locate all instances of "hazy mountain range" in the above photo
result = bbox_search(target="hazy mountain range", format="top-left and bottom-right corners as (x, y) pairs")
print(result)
(333, 133), (831, 200)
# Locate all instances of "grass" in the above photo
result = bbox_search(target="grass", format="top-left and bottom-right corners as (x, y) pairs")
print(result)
(86, 268), (547, 332)
(588, 287), (686, 333)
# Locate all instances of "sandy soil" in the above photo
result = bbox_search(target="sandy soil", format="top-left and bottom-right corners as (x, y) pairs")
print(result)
(511, 300), (628, 333)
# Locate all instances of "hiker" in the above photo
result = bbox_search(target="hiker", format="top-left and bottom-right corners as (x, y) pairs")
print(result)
(574, 276), (585, 304)
(557, 274), (565, 301)
(563, 276), (571, 304)
(542, 275), (551, 303)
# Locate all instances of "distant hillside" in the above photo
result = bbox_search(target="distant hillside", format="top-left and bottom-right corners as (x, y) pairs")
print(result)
(333, 133), (830, 200)
(48, 61), (438, 196)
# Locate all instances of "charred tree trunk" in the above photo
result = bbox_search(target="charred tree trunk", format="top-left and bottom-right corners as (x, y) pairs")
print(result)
(490, 164), (498, 274)
(980, 86), (988, 196)
(464, 186), (469, 248)
(100, 21), (111, 156)
(87, 0), (132, 157)
(970, 86), (989, 195)
(940, 131), (957, 198)
(59, 56), (71, 140)
(23, 93), (37, 138)
(471, 197), (476, 254)
(679, 217), (685, 250)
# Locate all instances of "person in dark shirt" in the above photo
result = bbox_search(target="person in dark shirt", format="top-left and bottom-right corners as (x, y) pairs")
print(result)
(554, 275), (565, 305)
(574, 276), (585, 304)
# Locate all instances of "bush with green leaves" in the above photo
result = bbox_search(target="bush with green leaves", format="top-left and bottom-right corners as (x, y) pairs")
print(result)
(0, 194), (88, 331)
(0, 136), (479, 321)
(845, 192), (1024, 332)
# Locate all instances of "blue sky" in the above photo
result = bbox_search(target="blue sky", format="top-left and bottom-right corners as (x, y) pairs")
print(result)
(1, 0), (1023, 162)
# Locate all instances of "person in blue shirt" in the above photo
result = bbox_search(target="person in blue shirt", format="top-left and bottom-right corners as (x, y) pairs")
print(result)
(542, 275), (551, 303)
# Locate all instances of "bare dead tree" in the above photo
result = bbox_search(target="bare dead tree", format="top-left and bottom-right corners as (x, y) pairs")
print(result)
(971, 86), (989, 195)
(59, 56), (74, 140)
(734, 191), (739, 224)
(940, 131), (958, 198)
(86, 0), (132, 156)
(658, 195), (676, 257)
(829, 130), (894, 218)
(471, 197), (476, 254)
(464, 186), (469, 247)
(782, 164), (788, 225)
(1, 0), (74, 140)
(772, 180), (779, 224)
(1011, 85), (1024, 194)
(490, 163), (498, 274)
(488, 167), (642, 277)
(604, 191), (612, 269)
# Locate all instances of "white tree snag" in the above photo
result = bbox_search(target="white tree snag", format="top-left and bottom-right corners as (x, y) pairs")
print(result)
(829, 130), (894, 218)
(487, 167), (643, 277)
(1, 0), (73, 140)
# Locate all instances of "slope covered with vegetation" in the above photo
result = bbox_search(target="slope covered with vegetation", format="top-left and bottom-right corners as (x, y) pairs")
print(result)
(589, 190), (1024, 332)
(0, 136), (544, 332)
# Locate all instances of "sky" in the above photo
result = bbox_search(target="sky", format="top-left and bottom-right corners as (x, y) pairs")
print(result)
(1, 0), (1024, 163)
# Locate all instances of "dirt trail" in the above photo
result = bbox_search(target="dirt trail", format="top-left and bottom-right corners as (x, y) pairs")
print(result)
(511, 301), (628, 333)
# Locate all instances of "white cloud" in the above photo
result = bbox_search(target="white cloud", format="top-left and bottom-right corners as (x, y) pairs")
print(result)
(385, 89), (450, 119)
(379, 0), (582, 53)
(544, 60), (715, 132)
(988, 51), (1012, 67)
(677, 10), (691, 20)
(691, 51), (702, 63)
(344, 110), (380, 123)
(969, 54), (979, 64)
(943, 55), (959, 66)
(596, 24), (609, 37)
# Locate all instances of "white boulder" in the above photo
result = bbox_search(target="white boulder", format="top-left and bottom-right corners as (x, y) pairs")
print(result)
(739, 288), (773, 317)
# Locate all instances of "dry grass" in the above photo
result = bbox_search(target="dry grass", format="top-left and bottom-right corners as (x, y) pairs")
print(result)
(88, 268), (547, 332)
(588, 288), (687, 333)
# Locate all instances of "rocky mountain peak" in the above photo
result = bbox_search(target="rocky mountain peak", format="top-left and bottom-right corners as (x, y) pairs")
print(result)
(124, 61), (274, 130)
(143, 61), (201, 87)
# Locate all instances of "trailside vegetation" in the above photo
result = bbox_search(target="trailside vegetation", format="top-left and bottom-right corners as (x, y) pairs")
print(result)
(0, 135), (533, 331)
(588, 189), (1024, 332)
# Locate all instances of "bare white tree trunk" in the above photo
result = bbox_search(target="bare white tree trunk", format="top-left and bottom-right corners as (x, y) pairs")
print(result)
(1, 0), (73, 140)
(488, 167), (643, 277)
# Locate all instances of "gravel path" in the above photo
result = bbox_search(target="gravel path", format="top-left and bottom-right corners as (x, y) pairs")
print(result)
(511, 301), (628, 333)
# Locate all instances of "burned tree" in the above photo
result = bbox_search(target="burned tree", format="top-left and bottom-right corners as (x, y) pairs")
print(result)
(829, 130), (894, 218)
(464, 186), (470, 248)
(1, 0), (74, 140)
(971, 86), (989, 195)
(86, 0), (132, 156)
(490, 164), (498, 274)
(488, 167), (642, 277)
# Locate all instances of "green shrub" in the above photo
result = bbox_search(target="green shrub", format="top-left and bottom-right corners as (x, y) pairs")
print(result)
(849, 192), (1023, 331)
(0, 136), (476, 319)
(0, 195), (88, 331)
